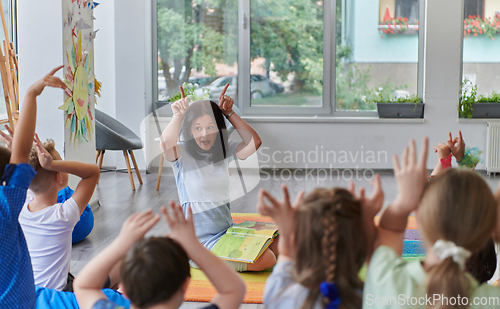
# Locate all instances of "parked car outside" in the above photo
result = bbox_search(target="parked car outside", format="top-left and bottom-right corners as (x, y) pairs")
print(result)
(197, 74), (279, 100)
(189, 76), (218, 87)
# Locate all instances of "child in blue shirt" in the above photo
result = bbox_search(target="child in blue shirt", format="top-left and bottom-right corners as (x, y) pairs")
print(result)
(74, 202), (246, 309)
(0, 66), (68, 309)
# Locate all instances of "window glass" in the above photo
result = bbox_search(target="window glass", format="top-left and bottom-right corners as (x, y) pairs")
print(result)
(249, 0), (324, 107)
(336, 0), (420, 111)
(462, 0), (500, 98)
(157, 0), (238, 103)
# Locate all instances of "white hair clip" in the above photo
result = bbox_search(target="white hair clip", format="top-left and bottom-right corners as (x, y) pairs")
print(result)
(432, 240), (471, 270)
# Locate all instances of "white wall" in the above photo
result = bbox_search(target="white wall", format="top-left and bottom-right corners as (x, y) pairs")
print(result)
(94, 0), (117, 167)
(112, 0), (147, 170)
(18, 1), (64, 155)
(19, 0), (149, 170)
(19, 0), (490, 172)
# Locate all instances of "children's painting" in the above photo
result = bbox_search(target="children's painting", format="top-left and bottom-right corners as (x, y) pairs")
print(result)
(60, 0), (98, 144)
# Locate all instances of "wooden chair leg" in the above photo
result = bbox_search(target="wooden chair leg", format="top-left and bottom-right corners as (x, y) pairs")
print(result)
(95, 150), (100, 163)
(123, 150), (135, 191)
(98, 150), (105, 169)
(97, 150), (105, 184)
(156, 154), (164, 190)
(129, 150), (143, 185)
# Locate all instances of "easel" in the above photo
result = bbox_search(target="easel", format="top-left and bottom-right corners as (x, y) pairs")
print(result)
(0, 0), (18, 131)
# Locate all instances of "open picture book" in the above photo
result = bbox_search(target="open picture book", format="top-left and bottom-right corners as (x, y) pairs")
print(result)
(211, 221), (278, 263)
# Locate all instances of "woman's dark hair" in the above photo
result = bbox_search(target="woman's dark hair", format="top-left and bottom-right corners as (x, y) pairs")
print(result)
(120, 237), (191, 308)
(179, 100), (228, 163)
(465, 238), (497, 284)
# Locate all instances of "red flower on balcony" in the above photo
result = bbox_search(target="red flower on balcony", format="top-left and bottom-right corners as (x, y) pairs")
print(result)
(464, 14), (500, 39)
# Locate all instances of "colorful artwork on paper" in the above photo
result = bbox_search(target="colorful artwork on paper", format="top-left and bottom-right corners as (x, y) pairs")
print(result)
(59, 29), (94, 143)
(61, 0), (96, 144)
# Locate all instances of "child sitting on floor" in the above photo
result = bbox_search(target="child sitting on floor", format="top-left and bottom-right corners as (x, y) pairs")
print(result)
(0, 66), (68, 308)
(0, 124), (95, 244)
(74, 202), (246, 309)
(19, 133), (100, 291)
(431, 130), (497, 284)
(258, 175), (384, 308)
(364, 138), (500, 308)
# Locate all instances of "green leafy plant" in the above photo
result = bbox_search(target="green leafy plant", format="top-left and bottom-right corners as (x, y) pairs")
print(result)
(476, 91), (500, 103)
(459, 79), (477, 118)
(366, 80), (419, 105)
(167, 82), (210, 102)
(393, 94), (422, 104)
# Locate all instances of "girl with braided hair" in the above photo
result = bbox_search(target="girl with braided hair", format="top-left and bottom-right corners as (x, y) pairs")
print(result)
(364, 138), (500, 309)
(258, 176), (384, 309)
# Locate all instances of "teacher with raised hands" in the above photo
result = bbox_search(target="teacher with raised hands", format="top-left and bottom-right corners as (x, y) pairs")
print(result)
(160, 84), (275, 272)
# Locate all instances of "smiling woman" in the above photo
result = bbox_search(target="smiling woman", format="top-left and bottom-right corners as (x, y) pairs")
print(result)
(159, 87), (271, 273)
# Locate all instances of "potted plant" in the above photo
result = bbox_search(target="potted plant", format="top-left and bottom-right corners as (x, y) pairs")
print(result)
(459, 80), (500, 118)
(373, 94), (424, 118)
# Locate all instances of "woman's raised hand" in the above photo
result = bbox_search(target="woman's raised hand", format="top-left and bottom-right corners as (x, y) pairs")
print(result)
(171, 86), (189, 118)
(218, 83), (234, 116)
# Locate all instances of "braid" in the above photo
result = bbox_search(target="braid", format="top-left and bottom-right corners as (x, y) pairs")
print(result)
(322, 204), (339, 283)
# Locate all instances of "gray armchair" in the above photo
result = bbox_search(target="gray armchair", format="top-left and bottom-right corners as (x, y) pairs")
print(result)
(95, 109), (143, 191)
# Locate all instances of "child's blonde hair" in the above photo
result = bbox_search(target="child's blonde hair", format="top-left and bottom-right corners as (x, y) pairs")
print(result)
(29, 139), (57, 193)
(418, 169), (497, 309)
(293, 188), (366, 309)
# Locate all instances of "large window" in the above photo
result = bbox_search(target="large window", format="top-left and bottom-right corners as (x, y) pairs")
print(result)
(155, 0), (238, 103)
(335, 0), (423, 113)
(462, 0), (500, 98)
(154, 0), (424, 116)
(249, 0), (324, 108)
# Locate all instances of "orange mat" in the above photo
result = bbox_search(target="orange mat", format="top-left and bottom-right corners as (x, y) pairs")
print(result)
(185, 213), (272, 304)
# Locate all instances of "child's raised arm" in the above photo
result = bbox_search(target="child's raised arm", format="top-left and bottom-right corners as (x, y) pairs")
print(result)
(376, 138), (428, 256)
(430, 142), (451, 176)
(447, 130), (465, 162)
(349, 174), (384, 263)
(10, 66), (67, 164)
(33, 134), (100, 214)
(74, 210), (160, 309)
(162, 202), (246, 309)
(257, 185), (305, 262)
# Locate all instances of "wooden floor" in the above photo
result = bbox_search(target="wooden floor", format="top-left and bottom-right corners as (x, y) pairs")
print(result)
(71, 168), (500, 308)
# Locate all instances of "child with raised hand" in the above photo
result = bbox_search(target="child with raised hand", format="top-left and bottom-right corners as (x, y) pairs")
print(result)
(18, 132), (101, 291)
(430, 131), (497, 284)
(0, 124), (95, 244)
(74, 202), (246, 309)
(258, 176), (384, 309)
(0, 66), (68, 308)
(364, 138), (500, 308)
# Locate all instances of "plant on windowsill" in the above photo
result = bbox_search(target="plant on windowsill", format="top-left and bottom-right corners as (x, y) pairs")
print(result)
(459, 80), (500, 118)
(378, 17), (419, 37)
(370, 93), (424, 118)
(463, 14), (500, 40)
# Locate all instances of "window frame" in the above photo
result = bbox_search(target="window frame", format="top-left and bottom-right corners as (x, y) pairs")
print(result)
(238, 0), (332, 116)
(332, 0), (425, 117)
(152, 0), (425, 118)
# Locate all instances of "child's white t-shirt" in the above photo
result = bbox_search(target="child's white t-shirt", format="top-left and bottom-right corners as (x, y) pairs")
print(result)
(18, 190), (80, 290)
